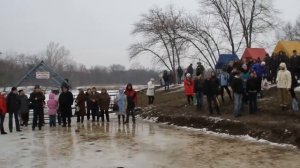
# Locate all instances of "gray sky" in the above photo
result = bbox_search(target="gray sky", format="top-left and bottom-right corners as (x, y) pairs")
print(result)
(0, 0), (299, 68)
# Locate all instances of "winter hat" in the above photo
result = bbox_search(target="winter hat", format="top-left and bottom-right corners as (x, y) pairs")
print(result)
(186, 73), (191, 78)
(261, 61), (266, 66)
(279, 62), (286, 69)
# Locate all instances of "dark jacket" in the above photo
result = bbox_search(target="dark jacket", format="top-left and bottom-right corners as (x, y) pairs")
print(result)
(75, 92), (86, 116)
(6, 92), (20, 113)
(90, 92), (100, 109)
(290, 55), (300, 72)
(246, 77), (259, 92)
(187, 65), (194, 75)
(177, 67), (183, 77)
(231, 76), (244, 94)
(194, 77), (204, 92)
(29, 92), (45, 110)
(99, 92), (111, 110)
(196, 64), (205, 76)
(85, 92), (93, 108)
(19, 95), (29, 114)
(59, 91), (74, 117)
(203, 77), (219, 96)
(163, 71), (170, 82)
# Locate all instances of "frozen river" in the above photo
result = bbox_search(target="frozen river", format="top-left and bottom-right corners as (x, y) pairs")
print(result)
(1, 115), (300, 168)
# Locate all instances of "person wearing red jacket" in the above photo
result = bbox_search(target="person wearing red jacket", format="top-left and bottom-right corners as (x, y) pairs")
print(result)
(124, 83), (137, 124)
(184, 73), (194, 105)
(0, 92), (8, 134)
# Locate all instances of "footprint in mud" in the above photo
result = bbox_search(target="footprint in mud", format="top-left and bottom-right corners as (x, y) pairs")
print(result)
(20, 137), (27, 140)
(95, 150), (102, 152)
(90, 143), (95, 145)
(22, 148), (29, 151)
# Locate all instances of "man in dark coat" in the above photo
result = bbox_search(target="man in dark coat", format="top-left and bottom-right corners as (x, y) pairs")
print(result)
(196, 62), (205, 76)
(231, 71), (244, 117)
(6, 87), (21, 132)
(162, 70), (170, 91)
(203, 72), (220, 115)
(18, 90), (29, 126)
(59, 86), (74, 127)
(177, 66), (183, 84)
(99, 88), (111, 122)
(247, 71), (260, 114)
(29, 85), (45, 131)
(186, 64), (194, 76)
(290, 50), (300, 79)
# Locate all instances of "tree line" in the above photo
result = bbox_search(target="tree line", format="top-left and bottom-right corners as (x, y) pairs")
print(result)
(0, 42), (158, 87)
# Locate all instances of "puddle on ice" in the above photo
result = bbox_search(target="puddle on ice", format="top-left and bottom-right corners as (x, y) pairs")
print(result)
(0, 115), (300, 168)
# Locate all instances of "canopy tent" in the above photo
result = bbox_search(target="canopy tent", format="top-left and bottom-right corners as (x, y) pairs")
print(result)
(241, 48), (267, 61)
(215, 54), (239, 69)
(273, 41), (300, 57)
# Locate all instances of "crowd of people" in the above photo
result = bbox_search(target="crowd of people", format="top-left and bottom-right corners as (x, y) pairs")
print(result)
(0, 83), (138, 135)
(180, 50), (300, 117)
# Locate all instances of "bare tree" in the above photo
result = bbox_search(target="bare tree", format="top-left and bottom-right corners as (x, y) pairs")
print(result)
(45, 42), (70, 70)
(277, 16), (300, 41)
(129, 6), (186, 81)
(201, 0), (277, 53)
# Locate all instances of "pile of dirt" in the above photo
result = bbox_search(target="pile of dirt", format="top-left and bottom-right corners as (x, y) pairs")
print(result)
(137, 86), (300, 148)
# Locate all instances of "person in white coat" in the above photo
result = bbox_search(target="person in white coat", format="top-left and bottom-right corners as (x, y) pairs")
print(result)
(146, 78), (155, 105)
(276, 62), (292, 111)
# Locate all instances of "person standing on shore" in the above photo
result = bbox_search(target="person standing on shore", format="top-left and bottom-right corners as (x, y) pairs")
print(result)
(18, 90), (29, 127)
(99, 88), (110, 122)
(231, 71), (244, 117)
(194, 74), (204, 110)
(59, 86), (74, 127)
(115, 88), (127, 124)
(85, 88), (92, 121)
(146, 78), (155, 105)
(276, 62), (292, 111)
(177, 66), (183, 84)
(184, 73), (194, 105)
(29, 85), (45, 131)
(75, 89), (86, 123)
(90, 87), (100, 122)
(203, 72), (220, 115)
(7, 87), (21, 132)
(124, 83), (137, 124)
(247, 71), (260, 114)
(0, 92), (8, 134)
(47, 92), (58, 127)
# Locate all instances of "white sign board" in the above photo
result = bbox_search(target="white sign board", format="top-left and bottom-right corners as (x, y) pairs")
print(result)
(36, 71), (50, 79)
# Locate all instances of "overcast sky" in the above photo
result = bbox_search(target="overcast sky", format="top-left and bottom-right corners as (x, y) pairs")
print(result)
(0, 0), (299, 68)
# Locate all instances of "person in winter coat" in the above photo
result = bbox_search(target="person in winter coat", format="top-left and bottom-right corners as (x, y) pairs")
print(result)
(0, 92), (8, 134)
(276, 62), (292, 111)
(85, 88), (92, 120)
(203, 72), (220, 115)
(99, 88), (111, 122)
(177, 66), (183, 84)
(47, 92), (58, 127)
(52, 89), (61, 125)
(59, 86), (74, 127)
(231, 71), (244, 117)
(290, 71), (298, 99)
(90, 87), (100, 122)
(146, 78), (155, 105)
(251, 61), (267, 97)
(247, 71), (260, 114)
(115, 88), (127, 124)
(184, 73), (194, 105)
(277, 51), (290, 68)
(194, 74), (204, 110)
(18, 90), (29, 127)
(186, 64), (194, 76)
(196, 62), (205, 76)
(75, 89), (86, 123)
(218, 69), (232, 103)
(29, 85), (45, 131)
(290, 50), (300, 79)
(6, 87), (21, 132)
(270, 53), (279, 84)
(163, 70), (170, 91)
(124, 83), (137, 124)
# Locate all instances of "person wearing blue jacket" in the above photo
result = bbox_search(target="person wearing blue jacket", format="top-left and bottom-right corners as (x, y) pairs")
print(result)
(218, 69), (232, 103)
(251, 61), (267, 97)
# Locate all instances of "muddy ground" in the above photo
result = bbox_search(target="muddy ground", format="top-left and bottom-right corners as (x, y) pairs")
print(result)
(137, 86), (300, 148)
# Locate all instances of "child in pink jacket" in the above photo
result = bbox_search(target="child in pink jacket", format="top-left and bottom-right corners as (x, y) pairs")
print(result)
(47, 93), (58, 127)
